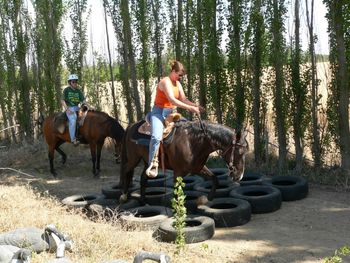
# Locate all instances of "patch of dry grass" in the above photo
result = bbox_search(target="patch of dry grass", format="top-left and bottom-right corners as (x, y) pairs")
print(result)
(0, 184), (227, 263)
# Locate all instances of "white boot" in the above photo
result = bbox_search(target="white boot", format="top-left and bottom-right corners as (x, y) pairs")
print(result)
(146, 155), (159, 178)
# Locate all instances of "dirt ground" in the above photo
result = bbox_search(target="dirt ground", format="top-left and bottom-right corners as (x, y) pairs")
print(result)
(1, 141), (350, 263)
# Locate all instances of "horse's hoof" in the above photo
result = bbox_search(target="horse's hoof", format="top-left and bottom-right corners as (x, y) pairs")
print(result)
(196, 195), (209, 206)
(51, 172), (58, 179)
(62, 157), (66, 164)
(119, 194), (128, 203)
(93, 170), (100, 178)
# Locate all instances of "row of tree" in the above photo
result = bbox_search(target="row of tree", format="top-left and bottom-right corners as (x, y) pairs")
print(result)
(0, 0), (349, 175)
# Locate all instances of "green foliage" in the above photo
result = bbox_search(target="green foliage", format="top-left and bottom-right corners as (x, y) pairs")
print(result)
(325, 246), (350, 263)
(171, 176), (187, 253)
(64, 0), (89, 81)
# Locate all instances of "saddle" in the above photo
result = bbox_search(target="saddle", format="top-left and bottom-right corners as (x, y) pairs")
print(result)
(133, 113), (183, 145)
(53, 113), (68, 134)
(53, 105), (89, 134)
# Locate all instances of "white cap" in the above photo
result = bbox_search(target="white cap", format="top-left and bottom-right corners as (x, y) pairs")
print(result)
(68, 74), (78, 81)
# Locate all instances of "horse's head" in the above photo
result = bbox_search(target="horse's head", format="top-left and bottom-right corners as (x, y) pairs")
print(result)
(222, 130), (249, 181)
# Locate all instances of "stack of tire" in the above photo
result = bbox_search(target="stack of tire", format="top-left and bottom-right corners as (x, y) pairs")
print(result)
(60, 168), (309, 244)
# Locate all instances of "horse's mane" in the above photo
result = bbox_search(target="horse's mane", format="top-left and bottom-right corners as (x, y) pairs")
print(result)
(88, 110), (125, 138)
(176, 120), (234, 146)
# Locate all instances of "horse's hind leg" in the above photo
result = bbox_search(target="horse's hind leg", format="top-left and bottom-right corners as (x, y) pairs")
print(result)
(95, 143), (103, 175)
(139, 165), (149, 205)
(48, 145), (57, 177)
(89, 142), (98, 177)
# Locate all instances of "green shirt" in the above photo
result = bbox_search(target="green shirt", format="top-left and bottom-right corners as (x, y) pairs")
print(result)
(62, 86), (84, 107)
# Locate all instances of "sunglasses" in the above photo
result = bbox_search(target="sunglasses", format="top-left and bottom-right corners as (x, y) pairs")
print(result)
(71, 80), (78, 84)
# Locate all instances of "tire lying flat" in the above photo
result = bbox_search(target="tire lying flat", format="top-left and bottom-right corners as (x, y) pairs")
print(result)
(229, 185), (282, 214)
(240, 171), (264, 186)
(101, 183), (139, 199)
(62, 194), (105, 208)
(120, 205), (173, 230)
(194, 180), (240, 198)
(263, 175), (309, 201)
(197, 197), (251, 227)
(154, 215), (215, 243)
(131, 187), (173, 206)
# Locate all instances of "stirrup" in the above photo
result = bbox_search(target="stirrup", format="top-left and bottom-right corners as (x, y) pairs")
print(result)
(146, 163), (158, 178)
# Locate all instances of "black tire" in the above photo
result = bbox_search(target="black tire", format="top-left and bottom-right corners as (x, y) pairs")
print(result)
(166, 175), (205, 190)
(229, 185), (282, 214)
(262, 175), (309, 201)
(62, 194), (105, 208)
(193, 180), (240, 198)
(184, 190), (206, 214)
(154, 215), (215, 244)
(101, 183), (139, 199)
(197, 197), (251, 227)
(240, 171), (264, 186)
(131, 187), (173, 207)
(86, 198), (140, 219)
(134, 170), (173, 187)
(209, 167), (229, 181)
(120, 205), (173, 230)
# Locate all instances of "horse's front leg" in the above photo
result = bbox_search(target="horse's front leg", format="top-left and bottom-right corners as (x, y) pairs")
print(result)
(119, 163), (137, 203)
(198, 166), (217, 201)
(55, 146), (67, 164)
(89, 143), (98, 177)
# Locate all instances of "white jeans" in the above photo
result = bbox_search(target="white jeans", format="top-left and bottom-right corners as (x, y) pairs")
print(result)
(66, 106), (79, 142)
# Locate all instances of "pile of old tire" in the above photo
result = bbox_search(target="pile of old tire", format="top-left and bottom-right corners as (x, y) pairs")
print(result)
(229, 185), (282, 213)
(262, 175), (309, 201)
(119, 205), (173, 230)
(197, 197), (252, 227)
(154, 215), (215, 243)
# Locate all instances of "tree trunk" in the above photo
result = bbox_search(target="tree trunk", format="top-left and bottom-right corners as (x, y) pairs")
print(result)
(333, 0), (350, 170)
(103, 1), (119, 119)
(121, 0), (142, 120)
(271, 0), (287, 173)
(197, 0), (207, 119)
(306, 0), (321, 169)
(291, 0), (303, 173)
(251, 0), (264, 167)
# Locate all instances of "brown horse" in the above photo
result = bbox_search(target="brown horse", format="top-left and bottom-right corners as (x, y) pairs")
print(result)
(43, 110), (125, 177)
(119, 120), (248, 202)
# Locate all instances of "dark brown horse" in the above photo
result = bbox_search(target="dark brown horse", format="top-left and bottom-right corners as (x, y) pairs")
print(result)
(119, 120), (248, 202)
(43, 110), (125, 177)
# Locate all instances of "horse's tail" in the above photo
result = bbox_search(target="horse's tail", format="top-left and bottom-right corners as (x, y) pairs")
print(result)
(119, 124), (130, 188)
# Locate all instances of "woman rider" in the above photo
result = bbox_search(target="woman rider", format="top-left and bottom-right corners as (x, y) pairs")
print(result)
(146, 60), (205, 178)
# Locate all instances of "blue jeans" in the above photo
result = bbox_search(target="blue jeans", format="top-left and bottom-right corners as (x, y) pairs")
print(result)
(66, 106), (80, 142)
(148, 106), (175, 165)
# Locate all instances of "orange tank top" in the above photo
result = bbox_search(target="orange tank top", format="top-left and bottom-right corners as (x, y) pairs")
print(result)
(154, 80), (179, 109)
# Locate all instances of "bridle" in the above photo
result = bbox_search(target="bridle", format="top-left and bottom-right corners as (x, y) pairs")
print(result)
(221, 139), (247, 175)
(198, 115), (246, 175)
